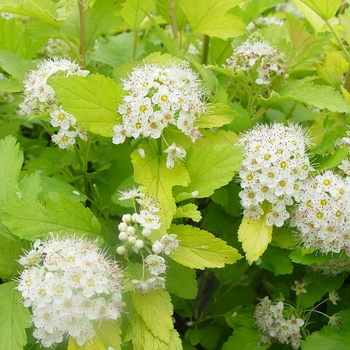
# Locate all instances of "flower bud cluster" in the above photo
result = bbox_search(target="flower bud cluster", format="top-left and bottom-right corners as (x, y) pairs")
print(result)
(309, 257), (350, 276)
(112, 61), (206, 145)
(16, 235), (124, 348)
(290, 170), (350, 255)
(253, 297), (304, 349)
(225, 33), (287, 85)
(116, 187), (180, 293)
(236, 122), (312, 227)
(19, 57), (89, 149)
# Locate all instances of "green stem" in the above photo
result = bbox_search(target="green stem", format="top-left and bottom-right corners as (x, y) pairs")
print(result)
(169, 0), (178, 40)
(202, 35), (210, 65)
(78, 0), (87, 67)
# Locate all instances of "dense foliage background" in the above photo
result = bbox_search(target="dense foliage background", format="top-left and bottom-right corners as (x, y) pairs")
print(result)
(1, 0), (350, 349)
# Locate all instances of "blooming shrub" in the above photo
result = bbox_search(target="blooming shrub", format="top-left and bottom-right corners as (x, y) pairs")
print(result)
(1, 0), (350, 350)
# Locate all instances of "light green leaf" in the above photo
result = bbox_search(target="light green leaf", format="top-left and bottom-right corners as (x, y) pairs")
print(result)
(258, 79), (350, 113)
(289, 248), (343, 265)
(173, 203), (202, 222)
(39, 177), (88, 202)
(300, 0), (341, 20)
(131, 142), (190, 233)
(85, 0), (124, 51)
(169, 224), (242, 269)
(155, 0), (188, 31)
(120, 0), (154, 31)
(0, 0), (72, 27)
(0, 237), (23, 280)
(179, 0), (246, 40)
(50, 74), (124, 137)
(68, 320), (121, 350)
(174, 143), (242, 202)
(0, 281), (31, 350)
(0, 136), (23, 210)
(196, 103), (237, 128)
(301, 309), (350, 350)
(132, 289), (174, 343)
(0, 50), (36, 80)
(19, 172), (42, 202)
(1, 193), (101, 240)
(317, 147), (348, 170)
(242, 0), (283, 23)
(165, 258), (198, 299)
(237, 207), (273, 264)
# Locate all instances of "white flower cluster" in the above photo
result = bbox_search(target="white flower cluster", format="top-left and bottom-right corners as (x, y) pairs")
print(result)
(236, 122), (312, 227)
(253, 297), (304, 350)
(19, 57), (89, 149)
(309, 257), (350, 276)
(225, 33), (287, 85)
(246, 16), (284, 32)
(116, 186), (180, 293)
(291, 170), (350, 255)
(16, 235), (124, 348)
(112, 61), (206, 145)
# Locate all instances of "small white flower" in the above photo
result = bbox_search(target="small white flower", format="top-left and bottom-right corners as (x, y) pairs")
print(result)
(144, 255), (167, 275)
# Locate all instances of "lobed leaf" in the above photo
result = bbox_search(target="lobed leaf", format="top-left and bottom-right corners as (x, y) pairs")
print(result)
(120, 0), (154, 31)
(174, 143), (242, 202)
(169, 224), (242, 269)
(196, 103), (237, 128)
(50, 74), (124, 137)
(1, 193), (101, 240)
(132, 289), (174, 343)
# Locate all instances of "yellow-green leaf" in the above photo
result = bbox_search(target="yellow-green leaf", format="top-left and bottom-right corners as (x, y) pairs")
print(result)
(300, 0), (341, 20)
(68, 320), (121, 350)
(179, 0), (246, 40)
(169, 224), (242, 269)
(196, 103), (237, 128)
(132, 289), (174, 343)
(131, 142), (190, 234)
(173, 203), (202, 222)
(50, 74), (124, 137)
(238, 211), (273, 265)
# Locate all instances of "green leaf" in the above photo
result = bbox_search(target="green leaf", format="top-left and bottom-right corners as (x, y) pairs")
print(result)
(289, 248), (343, 265)
(165, 258), (198, 299)
(316, 147), (348, 170)
(68, 320), (121, 350)
(19, 172), (42, 202)
(222, 328), (266, 350)
(174, 143), (242, 202)
(50, 74), (124, 137)
(300, 0), (341, 20)
(179, 0), (246, 40)
(0, 237), (23, 280)
(131, 142), (190, 233)
(169, 224), (242, 269)
(196, 103), (237, 128)
(131, 308), (182, 350)
(237, 205), (273, 264)
(298, 273), (344, 309)
(120, 0), (154, 31)
(155, 0), (188, 31)
(0, 136), (23, 210)
(132, 289), (174, 343)
(301, 309), (350, 350)
(39, 177), (88, 202)
(173, 203), (202, 222)
(0, 0), (72, 27)
(0, 281), (31, 350)
(0, 50), (36, 80)
(258, 79), (350, 113)
(259, 246), (294, 276)
(1, 193), (101, 240)
(241, 0), (283, 23)
(85, 0), (124, 51)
